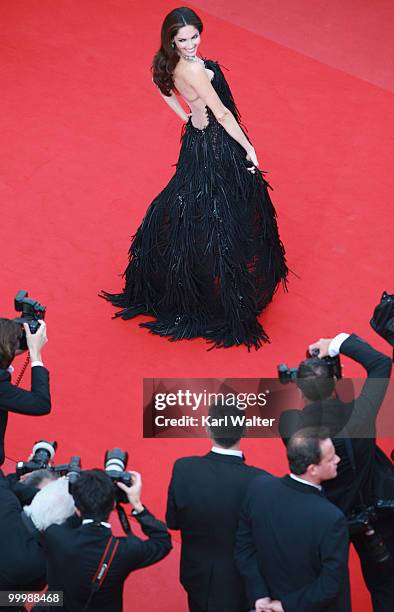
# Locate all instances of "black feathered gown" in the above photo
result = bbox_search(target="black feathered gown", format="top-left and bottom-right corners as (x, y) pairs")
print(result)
(102, 60), (288, 349)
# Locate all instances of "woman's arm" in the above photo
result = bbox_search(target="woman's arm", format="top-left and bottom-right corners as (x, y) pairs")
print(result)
(157, 89), (190, 122)
(185, 63), (258, 165)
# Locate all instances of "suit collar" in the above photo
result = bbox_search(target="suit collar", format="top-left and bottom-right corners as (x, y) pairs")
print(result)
(290, 473), (322, 491)
(205, 451), (245, 464)
(281, 475), (325, 497)
(211, 446), (243, 459)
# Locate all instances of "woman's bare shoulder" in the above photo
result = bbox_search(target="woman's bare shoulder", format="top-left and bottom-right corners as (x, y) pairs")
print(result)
(174, 59), (206, 82)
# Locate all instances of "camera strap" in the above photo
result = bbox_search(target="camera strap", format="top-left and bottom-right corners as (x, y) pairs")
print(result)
(15, 353), (30, 387)
(83, 535), (119, 611)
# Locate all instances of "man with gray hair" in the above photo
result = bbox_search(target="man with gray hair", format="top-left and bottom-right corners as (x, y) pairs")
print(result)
(0, 468), (73, 611)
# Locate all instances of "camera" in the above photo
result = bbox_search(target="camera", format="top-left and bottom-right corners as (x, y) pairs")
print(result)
(370, 291), (394, 349)
(13, 290), (46, 351)
(16, 440), (57, 478)
(348, 505), (393, 565)
(53, 455), (82, 484)
(105, 448), (132, 504)
(277, 349), (342, 384)
(16, 441), (81, 485)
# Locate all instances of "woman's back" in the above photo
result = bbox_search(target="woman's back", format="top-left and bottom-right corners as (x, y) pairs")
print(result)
(173, 59), (214, 129)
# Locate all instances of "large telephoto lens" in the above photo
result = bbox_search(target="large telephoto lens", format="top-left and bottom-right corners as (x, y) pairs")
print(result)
(105, 448), (128, 473)
(32, 440), (57, 465)
(67, 456), (82, 483)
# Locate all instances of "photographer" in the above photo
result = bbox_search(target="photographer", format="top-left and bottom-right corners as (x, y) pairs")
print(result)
(0, 318), (50, 465)
(41, 469), (172, 611)
(0, 468), (58, 607)
(279, 333), (394, 611)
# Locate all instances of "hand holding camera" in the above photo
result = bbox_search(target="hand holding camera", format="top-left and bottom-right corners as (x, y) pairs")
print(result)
(277, 338), (342, 383)
(24, 319), (48, 362)
(117, 471), (144, 513)
(308, 338), (333, 359)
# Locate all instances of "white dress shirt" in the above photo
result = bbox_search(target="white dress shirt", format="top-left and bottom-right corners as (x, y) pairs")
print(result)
(211, 446), (243, 458)
(290, 473), (322, 491)
(328, 333), (350, 357)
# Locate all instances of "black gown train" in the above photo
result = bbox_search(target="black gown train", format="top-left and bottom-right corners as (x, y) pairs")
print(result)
(101, 60), (288, 349)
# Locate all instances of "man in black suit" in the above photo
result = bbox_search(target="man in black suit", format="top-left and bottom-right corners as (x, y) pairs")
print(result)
(41, 469), (172, 612)
(166, 402), (267, 612)
(279, 333), (394, 611)
(0, 468), (58, 611)
(235, 428), (351, 612)
(0, 318), (51, 465)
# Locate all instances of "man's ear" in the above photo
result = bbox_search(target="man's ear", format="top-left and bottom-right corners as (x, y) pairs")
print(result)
(75, 507), (81, 517)
(306, 463), (317, 478)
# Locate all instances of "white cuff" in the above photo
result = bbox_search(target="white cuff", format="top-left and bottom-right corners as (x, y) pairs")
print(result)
(31, 361), (44, 368)
(328, 333), (350, 357)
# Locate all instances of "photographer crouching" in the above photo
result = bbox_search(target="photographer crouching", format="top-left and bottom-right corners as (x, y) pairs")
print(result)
(36, 466), (172, 611)
(279, 332), (394, 611)
(0, 315), (50, 466)
(0, 465), (71, 612)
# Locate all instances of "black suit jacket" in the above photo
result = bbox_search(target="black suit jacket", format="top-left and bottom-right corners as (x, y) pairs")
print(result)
(43, 508), (171, 612)
(279, 334), (393, 514)
(0, 474), (46, 592)
(235, 475), (351, 612)
(0, 366), (51, 465)
(166, 451), (266, 611)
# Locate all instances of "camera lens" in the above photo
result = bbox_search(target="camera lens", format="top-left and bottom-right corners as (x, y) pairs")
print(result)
(105, 448), (128, 473)
(67, 456), (82, 484)
(364, 528), (392, 564)
(32, 440), (57, 465)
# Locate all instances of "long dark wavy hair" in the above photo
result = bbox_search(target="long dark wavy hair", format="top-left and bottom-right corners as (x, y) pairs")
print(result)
(152, 7), (203, 96)
(0, 318), (22, 369)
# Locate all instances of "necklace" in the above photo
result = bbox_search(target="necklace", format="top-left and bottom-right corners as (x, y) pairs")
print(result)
(180, 54), (202, 64)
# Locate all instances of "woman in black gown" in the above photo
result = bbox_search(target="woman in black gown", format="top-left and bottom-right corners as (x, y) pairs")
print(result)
(101, 7), (288, 350)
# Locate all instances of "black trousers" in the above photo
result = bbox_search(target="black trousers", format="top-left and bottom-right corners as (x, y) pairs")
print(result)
(352, 516), (394, 612)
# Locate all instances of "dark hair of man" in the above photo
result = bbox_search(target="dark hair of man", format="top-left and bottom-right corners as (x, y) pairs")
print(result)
(287, 427), (330, 475)
(296, 358), (335, 401)
(207, 402), (246, 449)
(71, 469), (115, 522)
(0, 318), (22, 369)
(23, 469), (58, 488)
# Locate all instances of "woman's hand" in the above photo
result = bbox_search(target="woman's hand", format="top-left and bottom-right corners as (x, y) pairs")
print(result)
(24, 320), (48, 362)
(246, 146), (259, 173)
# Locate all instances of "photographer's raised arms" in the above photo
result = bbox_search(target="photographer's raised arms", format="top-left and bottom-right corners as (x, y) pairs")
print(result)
(0, 293), (50, 465)
(279, 332), (394, 610)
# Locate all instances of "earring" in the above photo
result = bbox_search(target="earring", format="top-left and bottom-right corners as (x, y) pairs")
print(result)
(171, 42), (175, 49)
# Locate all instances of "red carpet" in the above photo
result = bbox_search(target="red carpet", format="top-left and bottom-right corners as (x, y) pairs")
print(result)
(1, 1), (393, 610)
